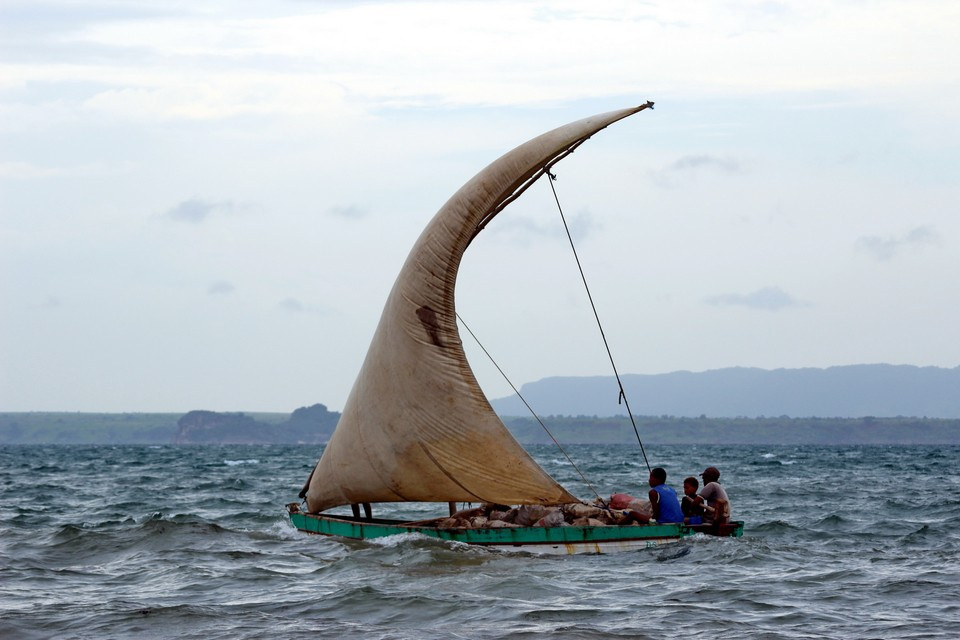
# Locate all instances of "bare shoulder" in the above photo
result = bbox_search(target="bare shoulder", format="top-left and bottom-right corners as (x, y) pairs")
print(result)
(699, 482), (720, 498)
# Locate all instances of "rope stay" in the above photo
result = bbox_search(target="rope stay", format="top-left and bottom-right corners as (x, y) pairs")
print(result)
(471, 101), (654, 242)
(456, 313), (604, 503)
(545, 170), (652, 474)
(459, 118), (657, 499)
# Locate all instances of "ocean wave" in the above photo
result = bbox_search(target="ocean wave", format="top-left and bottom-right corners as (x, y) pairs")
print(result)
(224, 458), (260, 466)
(4, 443), (960, 639)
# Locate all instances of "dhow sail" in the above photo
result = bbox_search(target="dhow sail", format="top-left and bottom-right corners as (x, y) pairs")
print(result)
(304, 104), (652, 514)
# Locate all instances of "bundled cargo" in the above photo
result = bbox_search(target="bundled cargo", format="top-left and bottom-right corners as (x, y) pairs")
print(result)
(430, 499), (656, 530)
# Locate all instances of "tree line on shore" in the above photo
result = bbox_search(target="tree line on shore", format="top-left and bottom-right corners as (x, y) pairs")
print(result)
(1, 407), (958, 445)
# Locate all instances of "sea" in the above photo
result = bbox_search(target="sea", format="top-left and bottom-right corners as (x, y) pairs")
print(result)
(2, 443), (958, 639)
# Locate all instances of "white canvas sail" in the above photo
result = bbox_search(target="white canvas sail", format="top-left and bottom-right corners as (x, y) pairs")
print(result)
(304, 105), (652, 513)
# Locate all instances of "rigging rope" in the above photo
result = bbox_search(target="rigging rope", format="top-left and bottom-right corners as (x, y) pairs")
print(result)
(545, 170), (652, 474)
(456, 313), (604, 503)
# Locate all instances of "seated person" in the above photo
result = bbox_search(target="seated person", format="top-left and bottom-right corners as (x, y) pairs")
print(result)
(698, 466), (731, 524)
(680, 476), (705, 525)
(619, 467), (684, 524)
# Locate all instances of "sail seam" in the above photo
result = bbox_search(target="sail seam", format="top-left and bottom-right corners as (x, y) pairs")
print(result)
(418, 442), (487, 503)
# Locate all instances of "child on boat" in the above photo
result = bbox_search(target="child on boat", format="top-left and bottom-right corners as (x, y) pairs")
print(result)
(680, 476), (704, 525)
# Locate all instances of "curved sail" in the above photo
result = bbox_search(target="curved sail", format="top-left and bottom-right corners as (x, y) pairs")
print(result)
(304, 104), (653, 513)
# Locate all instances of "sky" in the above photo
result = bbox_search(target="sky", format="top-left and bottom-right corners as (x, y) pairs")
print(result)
(2, 0), (958, 413)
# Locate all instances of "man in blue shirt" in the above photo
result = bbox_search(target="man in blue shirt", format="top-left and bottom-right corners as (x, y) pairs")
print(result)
(619, 467), (684, 524)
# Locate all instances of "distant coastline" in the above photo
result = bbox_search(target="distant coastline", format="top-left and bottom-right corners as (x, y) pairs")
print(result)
(491, 364), (960, 419)
(0, 404), (338, 446)
(2, 410), (958, 445)
(4, 363), (958, 445)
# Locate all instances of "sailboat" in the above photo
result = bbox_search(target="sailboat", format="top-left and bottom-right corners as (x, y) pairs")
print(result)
(288, 103), (744, 554)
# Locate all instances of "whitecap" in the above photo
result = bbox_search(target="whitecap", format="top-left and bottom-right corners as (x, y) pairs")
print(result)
(366, 531), (435, 547)
(267, 518), (303, 541)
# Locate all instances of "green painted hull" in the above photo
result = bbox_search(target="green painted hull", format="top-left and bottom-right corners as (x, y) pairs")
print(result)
(289, 511), (744, 555)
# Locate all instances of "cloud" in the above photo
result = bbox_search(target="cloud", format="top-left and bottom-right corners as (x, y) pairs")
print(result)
(62, 3), (960, 110)
(207, 281), (235, 295)
(81, 82), (354, 122)
(489, 209), (599, 243)
(705, 286), (805, 311)
(649, 154), (742, 188)
(162, 198), (233, 223)
(565, 210), (601, 242)
(857, 226), (940, 261)
(278, 297), (333, 315)
(669, 155), (741, 173)
(328, 204), (369, 219)
(0, 161), (66, 179)
(3, 0), (957, 135)
(278, 297), (305, 312)
(29, 296), (61, 310)
(0, 160), (134, 179)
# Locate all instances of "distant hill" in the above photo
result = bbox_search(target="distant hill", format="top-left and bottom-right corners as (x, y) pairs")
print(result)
(490, 364), (960, 418)
(4, 365), (959, 445)
(0, 405), (339, 445)
(173, 404), (339, 444)
(502, 415), (960, 445)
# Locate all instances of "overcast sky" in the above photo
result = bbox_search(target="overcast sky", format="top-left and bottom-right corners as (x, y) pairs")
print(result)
(2, 1), (958, 413)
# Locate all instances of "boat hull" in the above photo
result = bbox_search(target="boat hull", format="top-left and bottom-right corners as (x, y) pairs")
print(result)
(288, 511), (743, 555)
